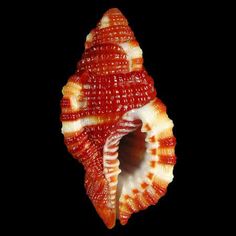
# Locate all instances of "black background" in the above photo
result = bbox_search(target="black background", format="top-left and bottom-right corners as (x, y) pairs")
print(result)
(7, 0), (221, 234)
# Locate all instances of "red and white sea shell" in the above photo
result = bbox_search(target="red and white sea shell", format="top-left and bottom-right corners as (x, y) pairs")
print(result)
(61, 8), (176, 228)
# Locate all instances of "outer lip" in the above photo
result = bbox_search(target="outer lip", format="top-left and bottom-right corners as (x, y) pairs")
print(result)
(102, 98), (175, 226)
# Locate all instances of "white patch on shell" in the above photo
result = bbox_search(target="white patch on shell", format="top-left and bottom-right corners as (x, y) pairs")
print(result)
(62, 116), (100, 133)
(70, 99), (87, 110)
(85, 33), (93, 48)
(155, 164), (174, 183)
(99, 16), (110, 29)
(62, 82), (87, 111)
(119, 42), (143, 71)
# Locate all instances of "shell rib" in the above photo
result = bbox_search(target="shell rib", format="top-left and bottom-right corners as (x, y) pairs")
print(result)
(61, 8), (176, 228)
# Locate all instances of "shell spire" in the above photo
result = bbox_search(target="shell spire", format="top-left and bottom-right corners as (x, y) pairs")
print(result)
(61, 8), (176, 229)
(79, 8), (143, 76)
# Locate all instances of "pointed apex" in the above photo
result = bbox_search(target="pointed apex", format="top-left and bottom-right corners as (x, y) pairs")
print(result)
(82, 8), (143, 73)
(97, 8), (128, 29)
(85, 8), (135, 49)
(104, 8), (123, 15)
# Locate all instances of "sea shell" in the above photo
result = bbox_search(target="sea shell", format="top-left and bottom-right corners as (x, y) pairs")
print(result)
(61, 8), (176, 228)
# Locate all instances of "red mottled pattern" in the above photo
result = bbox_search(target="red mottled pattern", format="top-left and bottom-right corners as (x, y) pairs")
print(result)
(86, 26), (135, 49)
(78, 44), (130, 75)
(158, 137), (176, 148)
(85, 8), (134, 49)
(60, 8), (175, 229)
(158, 155), (176, 165)
(100, 8), (128, 27)
(61, 70), (156, 121)
(152, 182), (167, 196)
(60, 97), (70, 108)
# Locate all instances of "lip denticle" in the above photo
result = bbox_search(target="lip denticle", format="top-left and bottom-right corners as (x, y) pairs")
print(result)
(61, 8), (176, 228)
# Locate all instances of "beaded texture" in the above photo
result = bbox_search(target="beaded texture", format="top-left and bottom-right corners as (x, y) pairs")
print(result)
(61, 8), (176, 228)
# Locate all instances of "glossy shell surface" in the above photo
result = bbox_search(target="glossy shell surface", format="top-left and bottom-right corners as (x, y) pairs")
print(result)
(61, 8), (176, 228)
